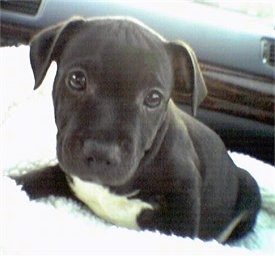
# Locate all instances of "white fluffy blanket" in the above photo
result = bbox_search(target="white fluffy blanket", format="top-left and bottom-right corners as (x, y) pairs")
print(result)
(1, 46), (275, 255)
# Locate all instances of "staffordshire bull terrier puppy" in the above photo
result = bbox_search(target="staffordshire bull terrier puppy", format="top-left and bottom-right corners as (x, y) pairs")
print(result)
(12, 17), (261, 243)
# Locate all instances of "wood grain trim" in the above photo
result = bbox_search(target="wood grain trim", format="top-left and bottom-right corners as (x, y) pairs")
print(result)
(172, 63), (275, 125)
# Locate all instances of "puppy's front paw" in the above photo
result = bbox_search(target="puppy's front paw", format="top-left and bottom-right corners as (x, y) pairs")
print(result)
(9, 165), (73, 200)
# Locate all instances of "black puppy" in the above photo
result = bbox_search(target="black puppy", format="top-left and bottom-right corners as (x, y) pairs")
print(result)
(13, 17), (261, 242)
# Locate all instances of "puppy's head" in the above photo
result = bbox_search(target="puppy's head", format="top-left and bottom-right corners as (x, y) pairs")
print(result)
(30, 17), (207, 186)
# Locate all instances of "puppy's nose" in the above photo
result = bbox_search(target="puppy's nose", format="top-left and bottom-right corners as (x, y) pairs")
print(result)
(83, 139), (121, 168)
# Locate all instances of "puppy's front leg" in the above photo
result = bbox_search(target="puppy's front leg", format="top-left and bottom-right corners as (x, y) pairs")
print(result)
(10, 165), (74, 200)
(137, 177), (201, 237)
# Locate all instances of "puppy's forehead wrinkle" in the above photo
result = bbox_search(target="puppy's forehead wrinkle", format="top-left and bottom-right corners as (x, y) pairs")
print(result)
(89, 18), (165, 49)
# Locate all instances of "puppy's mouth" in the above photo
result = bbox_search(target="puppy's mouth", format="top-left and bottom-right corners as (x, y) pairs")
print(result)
(57, 136), (143, 187)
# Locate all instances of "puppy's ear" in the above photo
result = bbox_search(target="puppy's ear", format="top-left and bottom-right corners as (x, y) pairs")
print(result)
(30, 17), (85, 89)
(167, 41), (207, 116)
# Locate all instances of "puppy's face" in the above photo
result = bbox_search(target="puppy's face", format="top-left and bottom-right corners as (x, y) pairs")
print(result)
(52, 23), (173, 186)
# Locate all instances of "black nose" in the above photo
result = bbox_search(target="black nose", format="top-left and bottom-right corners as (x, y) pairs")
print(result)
(83, 139), (121, 168)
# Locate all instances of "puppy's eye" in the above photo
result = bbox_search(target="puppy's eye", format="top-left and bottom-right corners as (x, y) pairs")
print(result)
(144, 90), (163, 108)
(66, 70), (87, 91)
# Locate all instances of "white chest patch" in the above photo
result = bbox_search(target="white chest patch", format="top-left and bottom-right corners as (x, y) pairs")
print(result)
(69, 175), (153, 230)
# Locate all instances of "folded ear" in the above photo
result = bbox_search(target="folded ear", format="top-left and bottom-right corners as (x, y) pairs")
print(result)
(30, 17), (85, 90)
(166, 41), (207, 116)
